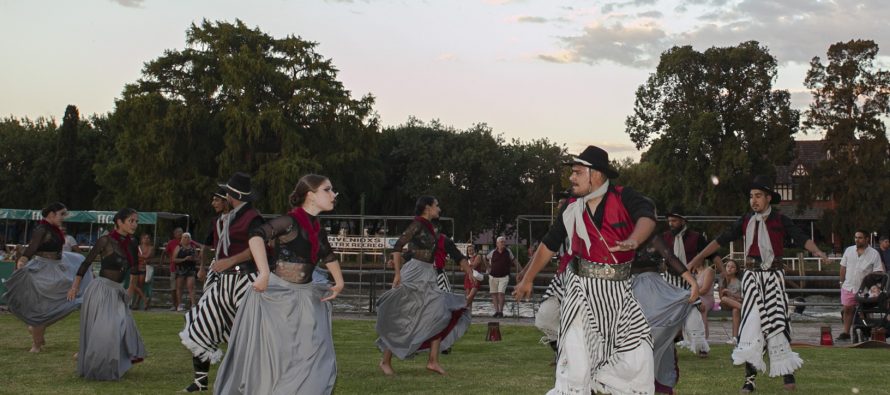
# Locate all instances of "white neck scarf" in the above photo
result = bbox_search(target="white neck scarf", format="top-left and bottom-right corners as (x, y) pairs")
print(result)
(744, 206), (774, 266)
(673, 226), (688, 264)
(217, 203), (245, 258)
(562, 180), (610, 254)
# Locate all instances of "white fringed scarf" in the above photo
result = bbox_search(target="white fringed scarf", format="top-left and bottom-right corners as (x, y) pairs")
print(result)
(562, 180), (610, 254)
(673, 226), (688, 264)
(744, 206), (775, 267)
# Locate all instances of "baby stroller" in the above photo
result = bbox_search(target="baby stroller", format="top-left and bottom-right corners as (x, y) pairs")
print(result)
(851, 272), (890, 342)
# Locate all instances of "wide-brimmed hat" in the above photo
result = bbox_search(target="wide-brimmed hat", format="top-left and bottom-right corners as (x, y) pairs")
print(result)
(563, 145), (619, 179)
(666, 205), (687, 220)
(749, 175), (781, 204)
(220, 172), (255, 202)
(212, 185), (227, 199)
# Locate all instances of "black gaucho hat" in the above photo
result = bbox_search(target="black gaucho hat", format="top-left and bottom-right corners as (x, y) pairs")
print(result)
(749, 175), (781, 204)
(212, 185), (227, 199)
(220, 172), (255, 202)
(666, 206), (687, 220)
(563, 145), (620, 179)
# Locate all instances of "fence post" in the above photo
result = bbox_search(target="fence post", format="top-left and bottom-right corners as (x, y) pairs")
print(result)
(369, 271), (376, 314)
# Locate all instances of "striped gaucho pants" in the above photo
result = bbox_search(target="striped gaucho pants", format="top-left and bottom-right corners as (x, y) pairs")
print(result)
(179, 270), (258, 363)
(435, 268), (452, 293)
(732, 269), (802, 376)
(549, 265), (655, 395)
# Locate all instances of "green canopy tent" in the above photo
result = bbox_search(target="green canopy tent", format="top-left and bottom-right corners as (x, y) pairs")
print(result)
(0, 209), (190, 249)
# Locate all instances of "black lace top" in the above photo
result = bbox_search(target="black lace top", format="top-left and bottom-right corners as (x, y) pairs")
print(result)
(249, 214), (336, 270)
(76, 234), (137, 283)
(21, 224), (63, 259)
(632, 235), (688, 276)
(391, 219), (465, 264)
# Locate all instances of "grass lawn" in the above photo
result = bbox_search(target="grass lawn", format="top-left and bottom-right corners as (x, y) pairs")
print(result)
(1, 312), (887, 394)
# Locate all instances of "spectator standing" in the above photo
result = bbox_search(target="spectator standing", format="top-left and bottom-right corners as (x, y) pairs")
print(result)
(463, 244), (485, 312)
(836, 230), (885, 341)
(173, 233), (201, 311)
(165, 227), (184, 311)
(877, 236), (890, 272)
(61, 225), (79, 252)
(487, 236), (522, 317)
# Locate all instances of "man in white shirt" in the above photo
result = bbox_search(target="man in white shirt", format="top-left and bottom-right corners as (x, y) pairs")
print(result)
(837, 230), (885, 341)
(60, 225), (79, 252)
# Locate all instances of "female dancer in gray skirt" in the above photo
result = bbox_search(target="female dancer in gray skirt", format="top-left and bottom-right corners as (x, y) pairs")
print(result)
(67, 208), (146, 381)
(4, 202), (90, 352)
(376, 196), (474, 376)
(214, 174), (345, 395)
(630, 235), (700, 395)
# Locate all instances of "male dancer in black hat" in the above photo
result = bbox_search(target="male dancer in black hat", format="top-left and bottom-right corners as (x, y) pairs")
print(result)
(179, 173), (264, 392)
(516, 145), (656, 394)
(689, 175), (828, 393)
(661, 207), (712, 356)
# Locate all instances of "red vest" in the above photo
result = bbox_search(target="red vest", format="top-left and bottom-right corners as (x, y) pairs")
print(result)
(661, 229), (702, 262)
(214, 206), (261, 260)
(566, 186), (635, 266)
(740, 212), (785, 258)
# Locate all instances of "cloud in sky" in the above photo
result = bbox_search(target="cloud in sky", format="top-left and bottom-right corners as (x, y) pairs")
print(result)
(516, 15), (549, 23)
(110, 0), (144, 8)
(546, 0), (890, 68)
(544, 22), (668, 68)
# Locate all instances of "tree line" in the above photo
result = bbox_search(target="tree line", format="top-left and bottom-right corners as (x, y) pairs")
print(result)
(2, 20), (887, 242)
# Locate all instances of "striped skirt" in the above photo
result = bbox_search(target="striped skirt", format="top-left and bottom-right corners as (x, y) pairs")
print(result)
(550, 267), (654, 395)
(179, 271), (257, 363)
(732, 269), (802, 376)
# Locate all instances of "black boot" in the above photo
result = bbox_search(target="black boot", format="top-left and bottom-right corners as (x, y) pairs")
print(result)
(740, 363), (757, 393)
(184, 357), (210, 392)
(549, 340), (558, 366)
(783, 374), (796, 391)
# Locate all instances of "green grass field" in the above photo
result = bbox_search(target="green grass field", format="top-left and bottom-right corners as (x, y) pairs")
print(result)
(0, 312), (887, 394)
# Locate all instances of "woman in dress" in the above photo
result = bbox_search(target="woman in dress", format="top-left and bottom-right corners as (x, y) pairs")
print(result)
(719, 258), (743, 342)
(173, 232), (200, 310)
(376, 196), (474, 376)
(4, 202), (90, 352)
(67, 208), (146, 381)
(127, 233), (152, 309)
(214, 174), (345, 395)
(463, 244), (484, 312)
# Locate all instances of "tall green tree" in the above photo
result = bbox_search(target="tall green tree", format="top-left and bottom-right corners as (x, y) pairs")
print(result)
(95, 19), (380, 231)
(800, 39), (890, 237)
(625, 41), (798, 215)
(0, 117), (58, 209)
(377, 118), (565, 240)
(50, 105), (81, 206)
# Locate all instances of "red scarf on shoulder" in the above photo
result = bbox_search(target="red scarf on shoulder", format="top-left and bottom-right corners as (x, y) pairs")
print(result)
(415, 216), (447, 268)
(289, 207), (320, 263)
(109, 230), (135, 267)
(38, 220), (65, 244)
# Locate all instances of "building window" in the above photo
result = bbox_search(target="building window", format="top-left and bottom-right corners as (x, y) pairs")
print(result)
(775, 184), (793, 201)
(792, 164), (808, 176)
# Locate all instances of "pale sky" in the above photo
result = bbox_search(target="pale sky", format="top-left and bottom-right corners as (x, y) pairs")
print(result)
(2, 0), (888, 159)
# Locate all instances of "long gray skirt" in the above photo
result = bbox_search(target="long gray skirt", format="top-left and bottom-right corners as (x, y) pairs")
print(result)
(375, 259), (471, 359)
(77, 276), (146, 381)
(631, 271), (696, 389)
(3, 252), (92, 326)
(214, 273), (336, 395)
